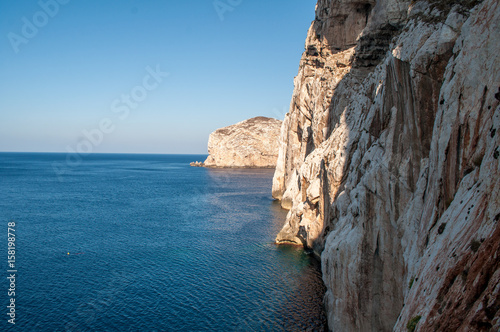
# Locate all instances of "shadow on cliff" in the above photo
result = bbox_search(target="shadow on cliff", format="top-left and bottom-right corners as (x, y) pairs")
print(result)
(278, 0), (479, 330)
(311, 0), (402, 70)
(291, 0), (500, 330)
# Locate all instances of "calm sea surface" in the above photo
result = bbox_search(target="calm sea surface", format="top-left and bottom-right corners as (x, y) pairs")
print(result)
(0, 153), (326, 331)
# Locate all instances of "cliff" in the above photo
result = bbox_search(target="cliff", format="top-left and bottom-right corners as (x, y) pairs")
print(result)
(273, 0), (500, 331)
(202, 116), (282, 167)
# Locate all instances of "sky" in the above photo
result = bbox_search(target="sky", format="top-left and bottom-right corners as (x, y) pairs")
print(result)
(0, 0), (316, 154)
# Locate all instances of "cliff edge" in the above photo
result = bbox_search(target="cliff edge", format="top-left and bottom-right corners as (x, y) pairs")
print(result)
(202, 116), (282, 168)
(273, 0), (499, 331)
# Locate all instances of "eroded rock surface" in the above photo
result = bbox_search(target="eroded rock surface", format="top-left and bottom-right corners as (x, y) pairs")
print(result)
(273, 0), (500, 331)
(203, 116), (282, 168)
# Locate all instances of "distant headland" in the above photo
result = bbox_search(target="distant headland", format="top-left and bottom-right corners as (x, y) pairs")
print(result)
(191, 116), (282, 168)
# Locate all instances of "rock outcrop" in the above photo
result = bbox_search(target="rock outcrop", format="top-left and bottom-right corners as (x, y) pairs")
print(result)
(273, 0), (500, 331)
(202, 116), (282, 168)
(189, 161), (204, 167)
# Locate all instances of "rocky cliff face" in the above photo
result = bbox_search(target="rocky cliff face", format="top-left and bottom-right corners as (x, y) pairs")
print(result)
(203, 116), (282, 167)
(273, 0), (499, 331)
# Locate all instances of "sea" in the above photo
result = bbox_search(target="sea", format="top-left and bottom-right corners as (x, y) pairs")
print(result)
(0, 153), (327, 331)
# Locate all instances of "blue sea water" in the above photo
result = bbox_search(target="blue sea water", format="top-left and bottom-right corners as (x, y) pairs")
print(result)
(0, 153), (327, 331)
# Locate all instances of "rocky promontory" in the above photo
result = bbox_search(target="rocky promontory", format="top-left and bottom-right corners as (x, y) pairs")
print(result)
(199, 116), (282, 168)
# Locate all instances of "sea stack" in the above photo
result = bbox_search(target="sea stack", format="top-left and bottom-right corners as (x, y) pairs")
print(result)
(202, 116), (282, 168)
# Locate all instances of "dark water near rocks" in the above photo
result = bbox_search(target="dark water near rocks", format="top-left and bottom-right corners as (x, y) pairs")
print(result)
(0, 153), (327, 331)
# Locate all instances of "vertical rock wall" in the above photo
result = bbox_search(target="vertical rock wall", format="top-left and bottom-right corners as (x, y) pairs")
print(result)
(273, 0), (500, 330)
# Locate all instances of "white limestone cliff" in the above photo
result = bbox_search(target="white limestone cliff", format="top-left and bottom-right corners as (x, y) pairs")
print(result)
(273, 0), (500, 330)
(202, 116), (282, 168)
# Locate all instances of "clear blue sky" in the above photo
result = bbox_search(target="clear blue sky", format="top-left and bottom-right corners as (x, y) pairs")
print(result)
(0, 0), (316, 154)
